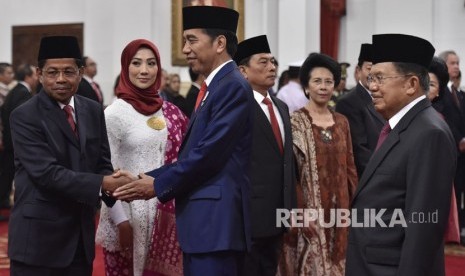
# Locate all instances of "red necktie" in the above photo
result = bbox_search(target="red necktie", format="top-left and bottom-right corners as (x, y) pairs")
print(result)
(63, 105), (78, 138)
(91, 81), (103, 103)
(375, 123), (391, 151)
(263, 98), (283, 154)
(195, 82), (207, 111)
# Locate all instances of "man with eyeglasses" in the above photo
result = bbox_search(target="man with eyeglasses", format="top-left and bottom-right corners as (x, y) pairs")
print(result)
(336, 43), (385, 177)
(8, 36), (130, 276)
(346, 34), (456, 276)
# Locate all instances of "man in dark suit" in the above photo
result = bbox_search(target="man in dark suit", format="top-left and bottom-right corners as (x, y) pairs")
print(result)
(336, 44), (385, 177)
(438, 50), (465, 242)
(345, 34), (456, 276)
(113, 6), (254, 276)
(0, 64), (38, 213)
(8, 36), (129, 276)
(184, 67), (205, 118)
(77, 56), (104, 104)
(234, 35), (295, 276)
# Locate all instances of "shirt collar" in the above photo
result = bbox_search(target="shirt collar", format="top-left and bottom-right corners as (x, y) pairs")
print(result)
(388, 95), (425, 129)
(204, 60), (233, 86)
(57, 96), (76, 110)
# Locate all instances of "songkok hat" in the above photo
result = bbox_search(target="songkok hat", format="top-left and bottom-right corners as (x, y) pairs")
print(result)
(234, 35), (271, 64)
(339, 62), (350, 79)
(372, 34), (435, 68)
(358, 43), (373, 62)
(183, 6), (239, 33)
(38, 36), (82, 62)
(288, 59), (304, 79)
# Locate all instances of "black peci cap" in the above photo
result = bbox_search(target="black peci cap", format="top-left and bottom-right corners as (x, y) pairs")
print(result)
(183, 6), (239, 33)
(38, 36), (82, 62)
(358, 43), (373, 63)
(372, 34), (435, 68)
(234, 35), (271, 64)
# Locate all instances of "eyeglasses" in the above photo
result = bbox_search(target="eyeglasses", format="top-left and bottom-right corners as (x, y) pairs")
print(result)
(367, 74), (414, 86)
(43, 69), (79, 79)
(311, 79), (335, 87)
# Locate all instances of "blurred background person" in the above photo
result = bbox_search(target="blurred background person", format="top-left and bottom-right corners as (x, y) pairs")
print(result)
(428, 56), (461, 244)
(96, 39), (186, 276)
(336, 43), (385, 178)
(278, 53), (357, 276)
(0, 64), (39, 215)
(78, 56), (104, 105)
(184, 67), (205, 118)
(277, 64), (308, 114)
(439, 50), (465, 244)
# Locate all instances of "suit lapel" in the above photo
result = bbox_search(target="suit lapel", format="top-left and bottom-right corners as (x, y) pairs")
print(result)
(74, 97), (87, 151)
(352, 98), (431, 201)
(179, 62), (237, 153)
(40, 92), (79, 148)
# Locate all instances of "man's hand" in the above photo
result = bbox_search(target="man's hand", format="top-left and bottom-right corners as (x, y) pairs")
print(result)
(102, 170), (136, 196)
(112, 173), (156, 201)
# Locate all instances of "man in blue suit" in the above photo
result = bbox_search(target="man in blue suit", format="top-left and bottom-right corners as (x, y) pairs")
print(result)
(114, 6), (254, 276)
(8, 36), (130, 276)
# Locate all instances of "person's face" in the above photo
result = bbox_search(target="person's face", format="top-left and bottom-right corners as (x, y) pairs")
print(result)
(0, 66), (14, 85)
(446, 54), (460, 79)
(183, 28), (222, 76)
(427, 72), (439, 101)
(305, 67), (335, 106)
(84, 57), (97, 78)
(38, 58), (82, 104)
(27, 66), (39, 92)
(169, 75), (181, 92)
(368, 62), (414, 120)
(359, 61), (372, 88)
(128, 47), (158, 90)
(240, 53), (276, 94)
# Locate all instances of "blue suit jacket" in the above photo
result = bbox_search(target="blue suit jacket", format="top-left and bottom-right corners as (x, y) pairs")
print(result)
(8, 91), (114, 267)
(147, 61), (254, 254)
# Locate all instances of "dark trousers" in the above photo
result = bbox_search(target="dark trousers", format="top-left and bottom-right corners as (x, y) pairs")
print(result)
(183, 250), (245, 276)
(10, 236), (92, 276)
(243, 235), (283, 276)
(0, 150), (14, 208)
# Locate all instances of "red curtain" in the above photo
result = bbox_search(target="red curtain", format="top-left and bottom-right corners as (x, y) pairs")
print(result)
(320, 0), (346, 60)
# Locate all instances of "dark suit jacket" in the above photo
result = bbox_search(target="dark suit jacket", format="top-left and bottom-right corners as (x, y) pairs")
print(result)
(147, 61), (254, 254)
(184, 84), (200, 118)
(8, 91), (114, 267)
(249, 95), (295, 238)
(346, 99), (456, 276)
(77, 78), (102, 104)
(336, 83), (385, 177)
(1, 82), (32, 152)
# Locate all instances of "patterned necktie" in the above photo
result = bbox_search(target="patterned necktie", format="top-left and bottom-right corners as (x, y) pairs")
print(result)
(195, 82), (207, 111)
(263, 97), (283, 154)
(375, 123), (391, 151)
(91, 81), (103, 103)
(63, 105), (78, 138)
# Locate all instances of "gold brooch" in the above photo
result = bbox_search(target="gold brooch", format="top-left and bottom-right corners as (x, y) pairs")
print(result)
(146, 116), (165, 130)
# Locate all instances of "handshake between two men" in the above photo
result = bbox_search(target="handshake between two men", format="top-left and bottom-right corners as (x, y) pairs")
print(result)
(101, 171), (156, 201)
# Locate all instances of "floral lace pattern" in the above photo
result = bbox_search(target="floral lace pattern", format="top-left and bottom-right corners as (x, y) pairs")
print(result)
(96, 99), (187, 276)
